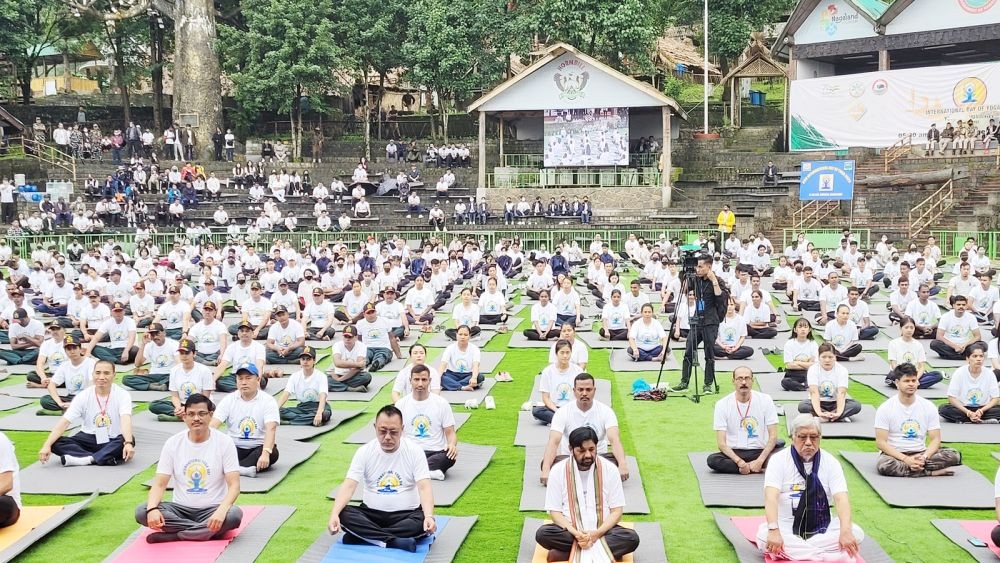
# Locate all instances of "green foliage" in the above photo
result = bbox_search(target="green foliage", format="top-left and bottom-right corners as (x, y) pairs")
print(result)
(672, 0), (794, 62)
(662, 74), (686, 101)
(332, 0), (408, 78)
(0, 0), (68, 102)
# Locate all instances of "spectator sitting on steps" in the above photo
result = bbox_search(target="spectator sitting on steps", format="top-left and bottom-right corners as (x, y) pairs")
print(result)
(354, 196), (371, 219)
(763, 161), (778, 187)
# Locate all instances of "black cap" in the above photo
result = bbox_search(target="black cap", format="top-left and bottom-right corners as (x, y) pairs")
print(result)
(178, 338), (196, 352)
(300, 346), (316, 358)
(12, 308), (28, 320)
(63, 334), (81, 347)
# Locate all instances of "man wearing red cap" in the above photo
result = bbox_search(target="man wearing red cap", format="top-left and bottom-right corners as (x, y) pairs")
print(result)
(83, 301), (138, 365)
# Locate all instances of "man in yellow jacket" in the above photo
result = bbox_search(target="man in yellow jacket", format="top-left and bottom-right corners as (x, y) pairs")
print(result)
(716, 205), (736, 238)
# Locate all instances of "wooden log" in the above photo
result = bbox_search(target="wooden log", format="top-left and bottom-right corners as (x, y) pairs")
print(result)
(856, 169), (956, 188)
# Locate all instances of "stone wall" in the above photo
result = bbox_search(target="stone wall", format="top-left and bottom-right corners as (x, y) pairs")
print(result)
(483, 186), (661, 211)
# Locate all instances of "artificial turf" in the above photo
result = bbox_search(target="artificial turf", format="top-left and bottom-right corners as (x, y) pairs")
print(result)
(4, 301), (997, 562)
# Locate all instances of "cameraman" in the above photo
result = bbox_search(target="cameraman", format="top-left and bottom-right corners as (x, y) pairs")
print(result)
(672, 254), (729, 395)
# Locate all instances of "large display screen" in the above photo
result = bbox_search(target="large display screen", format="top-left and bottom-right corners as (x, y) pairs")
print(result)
(543, 107), (629, 167)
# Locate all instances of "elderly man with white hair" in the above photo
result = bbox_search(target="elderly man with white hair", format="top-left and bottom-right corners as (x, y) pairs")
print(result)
(757, 413), (864, 562)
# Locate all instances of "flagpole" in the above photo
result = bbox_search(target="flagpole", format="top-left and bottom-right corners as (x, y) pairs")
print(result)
(704, 0), (709, 134)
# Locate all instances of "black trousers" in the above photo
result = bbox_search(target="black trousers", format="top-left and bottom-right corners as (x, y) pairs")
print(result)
(0, 496), (18, 528)
(682, 324), (718, 387)
(236, 444), (279, 471)
(51, 433), (125, 466)
(939, 403), (1000, 423)
(341, 504), (426, 547)
(425, 450), (456, 473)
(535, 523), (639, 560)
(782, 369), (807, 391)
(706, 444), (784, 474)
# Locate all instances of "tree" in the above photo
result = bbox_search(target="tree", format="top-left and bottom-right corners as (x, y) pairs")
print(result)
(92, 16), (149, 125)
(220, 0), (341, 160)
(672, 0), (793, 63)
(0, 0), (66, 105)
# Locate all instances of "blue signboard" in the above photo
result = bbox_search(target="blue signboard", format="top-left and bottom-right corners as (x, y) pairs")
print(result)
(799, 160), (855, 201)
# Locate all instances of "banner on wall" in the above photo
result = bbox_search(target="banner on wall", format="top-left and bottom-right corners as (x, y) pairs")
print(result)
(799, 160), (855, 200)
(790, 60), (1000, 151)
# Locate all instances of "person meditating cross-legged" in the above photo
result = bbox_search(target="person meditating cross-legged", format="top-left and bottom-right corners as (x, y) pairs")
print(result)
(533, 340), (583, 425)
(781, 319), (818, 392)
(536, 426), (640, 562)
(210, 364), (279, 478)
(396, 365), (457, 481)
(797, 343), (862, 422)
(708, 367), (782, 474)
(437, 325), (483, 391)
(939, 341), (1000, 423)
(136, 393), (243, 543)
(329, 325), (373, 393)
(328, 405), (437, 553)
(276, 346), (331, 426)
(931, 295), (983, 360)
(757, 414), (864, 562)
(524, 290), (559, 341)
(42, 334), (96, 413)
(713, 299), (753, 360)
(874, 363), (962, 477)
(627, 304), (666, 362)
(148, 338), (214, 419)
(823, 305), (862, 361)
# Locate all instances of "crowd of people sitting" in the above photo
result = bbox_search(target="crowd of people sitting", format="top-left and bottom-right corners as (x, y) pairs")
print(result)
(924, 120), (1000, 156)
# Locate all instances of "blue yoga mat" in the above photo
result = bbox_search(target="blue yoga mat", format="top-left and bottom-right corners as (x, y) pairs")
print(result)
(321, 515), (450, 562)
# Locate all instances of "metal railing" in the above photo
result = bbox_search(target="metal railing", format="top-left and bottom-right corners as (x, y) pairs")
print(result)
(487, 168), (662, 189)
(883, 133), (913, 172)
(908, 179), (955, 238)
(791, 200), (839, 232)
(500, 152), (661, 169)
(15, 136), (76, 181)
(781, 228), (872, 252)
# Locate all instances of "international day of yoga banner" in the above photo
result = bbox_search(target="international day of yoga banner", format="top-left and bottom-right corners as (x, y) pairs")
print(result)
(790, 60), (1000, 151)
(543, 107), (629, 167)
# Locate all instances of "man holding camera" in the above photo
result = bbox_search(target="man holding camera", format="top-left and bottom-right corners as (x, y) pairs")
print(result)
(672, 254), (729, 395)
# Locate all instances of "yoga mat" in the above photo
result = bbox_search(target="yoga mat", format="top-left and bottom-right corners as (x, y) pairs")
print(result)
(517, 518), (667, 563)
(326, 375), (392, 402)
(755, 374), (809, 402)
(345, 412), (471, 444)
(707, 351), (776, 375)
(869, 314), (894, 329)
(215, 505), (296, 563)
(849, 375), (949, 399)
(744, 334), (790, 351)
(0, 408), (79, 432)
(119, 389), (171, 403)
(0, 365), (35, 376)
(0, 396), (32, 412)
(0, 494), (96, 563)
(687, 452), (764, 507)
(479, 316), (525, 332)
(715, 513), (894, 563)
(20, 426), (173, 495)
(932, 519), (1000, 562)
(781, 404), (877, 439)
(608, 349), (680, 372)
(279, 408), (366, 441)
(520, 448), (649, 513)
(377, 356), (410, 374)
(426, 350), (506, 375)
(840, 353), (892, 375)
(576, 331), (630, 349)
(424, 330), (497, 349)
(507, 331), (559, 349)
(333, 443), (496, 506)
(859, 333), (892, 351)
(296, 515), (478, 563)
(514, 411), (552, 448)
(527, 377), (612, 405)
(439, 378), (497, 405)
(131, 409), (185, 434)
(839, 450), (996, 508)
(926, 355), (969, 369)
(0, 386), (52, 399)
(148, 440), (319, 494)
(940, 421), (1000, 444)
(103, 506), (264, 561)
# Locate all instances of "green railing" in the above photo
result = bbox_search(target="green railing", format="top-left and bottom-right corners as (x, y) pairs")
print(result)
(780, 228), (1000, 257)
(781, 229), (872, 252)
(929, 230), (997, 257)
(487, 168), (662, 189)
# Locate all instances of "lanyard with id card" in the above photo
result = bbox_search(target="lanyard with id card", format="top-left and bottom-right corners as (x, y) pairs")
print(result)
(94, 392), (111, 444)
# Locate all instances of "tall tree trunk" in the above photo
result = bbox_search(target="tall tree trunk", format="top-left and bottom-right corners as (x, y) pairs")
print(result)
(377, 72), (386, 141)
(149, 15), (164, 134)
(363, 69), (371, 160)
(441, 92), (449, 144)
(289, 107), (297, 161)
(173, 0), (223, 163)
(107, 24), (132, 125)
(17, 65), (32, 105)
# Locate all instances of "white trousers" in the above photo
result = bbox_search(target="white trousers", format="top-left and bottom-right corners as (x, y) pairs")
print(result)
(756, 521), (865, 561)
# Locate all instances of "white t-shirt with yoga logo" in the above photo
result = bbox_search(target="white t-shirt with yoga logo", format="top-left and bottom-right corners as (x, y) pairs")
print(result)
(713, 390), (778, 450)
(887, 338), (926, 367)
(395, 393), (455, 452)
(552, 399), (618, 455)
(51, 357), (97, 394)
(947, 365), (1000, 408)
(440, 343), (481, 374)
(213, 390), (279, 448)
(286, 369), (327, 403)
(539, 363), (583, 409)
(874, 394), (940, 453)
(628, 319), (666, 351)
(807, 363), (850, 400)
(188, 320), (228, 355)
(63, 385), (132, 436)
(347, 439), (430, 512)
(169, 363), (215, 402)
(157, 429), (239, 508)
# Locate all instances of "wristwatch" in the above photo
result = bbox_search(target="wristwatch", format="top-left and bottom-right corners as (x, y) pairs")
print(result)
(767, 522), (779, 531)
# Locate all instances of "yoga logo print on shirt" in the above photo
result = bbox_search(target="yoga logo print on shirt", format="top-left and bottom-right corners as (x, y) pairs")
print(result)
(555, 382), (572, 403)
(946, 325), (966, 341)
(50, 351), (67, 367)
(455, 358), (470, 373)
(300, 387), (319, 402)
(740, 416), (760, 439)
(184, 459), (210, 493)
(238, 416), (258, 439)
(721, 327), (737, 345)
(819, 379), (836, 399)
(900, 418), (921, 439)
(154, 353), (172, 369)
(111, 328), (127, 342)
(179, 381), (198, 400)
(69, 374), (85, 393)
(411, 414), (432, 438)
(278, 335), (294, 347)
(831, 333), (846, 346)
(901, 351), (915, 364)
(167, 313), (181, 324)
(967, 388), (984, 406)
(376, 471), (402, 494)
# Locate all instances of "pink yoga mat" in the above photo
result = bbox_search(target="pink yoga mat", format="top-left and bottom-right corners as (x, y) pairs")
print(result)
(959, 520), (1000, 558)
(729, 516), (868, 563)
(109, 505), (264, 562)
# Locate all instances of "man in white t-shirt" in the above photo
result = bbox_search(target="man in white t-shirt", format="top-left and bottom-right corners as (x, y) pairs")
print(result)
(303, 288), (336, 340)
(395, 365), (457, 480)
(356, 303), (401, 372)
(276, 347), (331, 426)
(904, 284), (940, 339)
(536, 426), (639, 562)
(188, 302), (228, 366)
(328, 405), (436, 552)
(211, 364), (279, 478)
(39, 359), (136, 466)
(541, 373), (628, 486)
(263, 306), (305, 366)
(29, 323), (69, 387)
(931, 295), (983, 360)
(874, 363), (962, 477)
(136, 392), (243, 542)
(0, 432), (20, 528)
(214, 321), (266, 394)
(126, 323), (178, 392)
(708, 367), (782, 474)
(0, 309), (43, 365)
(938, 342), (1000, 423)
(41, 334), (96, 412)
(328, 325), (373, 392)
(84, 301), (138, 365)
(757, 414), (863, 561)
(148, 337), (215, 419)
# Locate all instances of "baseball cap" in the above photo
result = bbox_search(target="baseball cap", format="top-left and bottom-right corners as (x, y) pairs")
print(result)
(363, 303), (377, 313)
(279, 279), (288, 286)
(237, 320), (255, 331)
(300, 346), (316, 359)
(12, 308), (27, 320)
(111, 301), (125, 311)
(235, 363), (260, 377)
(204, 278), (215, 285)
(178, 338), (196, 353)
(275, 305), (289, 314)
(342, 325), (358, 337)
(250, 281), (262, 290)
(203, 300), (217, 310)
(63, 334), (81, 347)
(87, 289), (100, 297)
(134, 282), (145, 290)
(383, 286), (396, 294)
(312, 287), (324, 296)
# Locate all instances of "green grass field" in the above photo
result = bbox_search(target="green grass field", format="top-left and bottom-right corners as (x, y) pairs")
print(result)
(5, 302), (998, 562)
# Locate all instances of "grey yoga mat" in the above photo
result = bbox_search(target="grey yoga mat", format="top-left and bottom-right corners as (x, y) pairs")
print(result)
(931, 519), (999, 563)
(330, 443), (496, 507)
(507, 331), (559, 348)
(344, 411), (471, 444)
(839, 353), (892, 374)
(0, 386), (53, 398)
(20, 426), (173, 495)
(859, 333), (893, 351)
(375, 356), (411, 374)
(132, 408), (364, 441)
(517, 518), (667, 563)
(608, 349), (680, 372)
(514, 411), (551, 448)
(839, 450), (996, 508)
(781, 404), (877, 439)
(519, 447), (649, 513)
(576, 330), (629, 349)
(712, 512), (894, 563)
(439, 378), (498, 405)
(755, 374), (809, 402)
(296, 515), (478, 563)
(939, 421), (1000, 444)
(849, 374), (949, 399)
(710, 351), (777, 375)
(102, 505), (296, 563)
(326, 375), (393, 402)
(0, 493), (97, 563)
(0, 395), (32, 411)
(424, 330), (498, 349)
(0, 408), (79, 432)
(687, 452), (765, 507)
(148, 439), (320, 494)
(426, 350), (506, 375)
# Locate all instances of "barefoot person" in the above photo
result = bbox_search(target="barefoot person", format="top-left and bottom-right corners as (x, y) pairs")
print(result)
(135, 393), (243, 543)
(708, 367), (782, 474)
(210, 364), (279, 478)
(535, 426), (640, 562)
(874, 363), (962, 477)
(396, 365), (457, 480)
(758, 414), (864, 561)
(148, 338), (214, 419)
(328, 405), (436, 553)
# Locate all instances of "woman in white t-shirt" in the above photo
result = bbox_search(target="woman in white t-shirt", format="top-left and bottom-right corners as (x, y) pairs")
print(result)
(547, 323), (588, 370)
(823, 304), (862, 361)
(477, 278), (508, 325)
(782, 318), (818, 391)
(744, 290), (777, 339)
(714, 299), (753, 360)
(552, 277), (581, 327)
(437, 325), (483, 391)
(627, 303), (666, 362)
(596, 271), (626, 310)
(940, 342), (1000, 423)
(336, 280), (368, 324)
(771, 255), (793, 291)
(524, 289), (558, 340)
(391, 343), (442, 402)
(798, 342), (862, 422)
(446, 288), (481, 340)
(532, 339), (583, 424)
(887, 316), (944, 389)
(600, 289), (630, 341)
